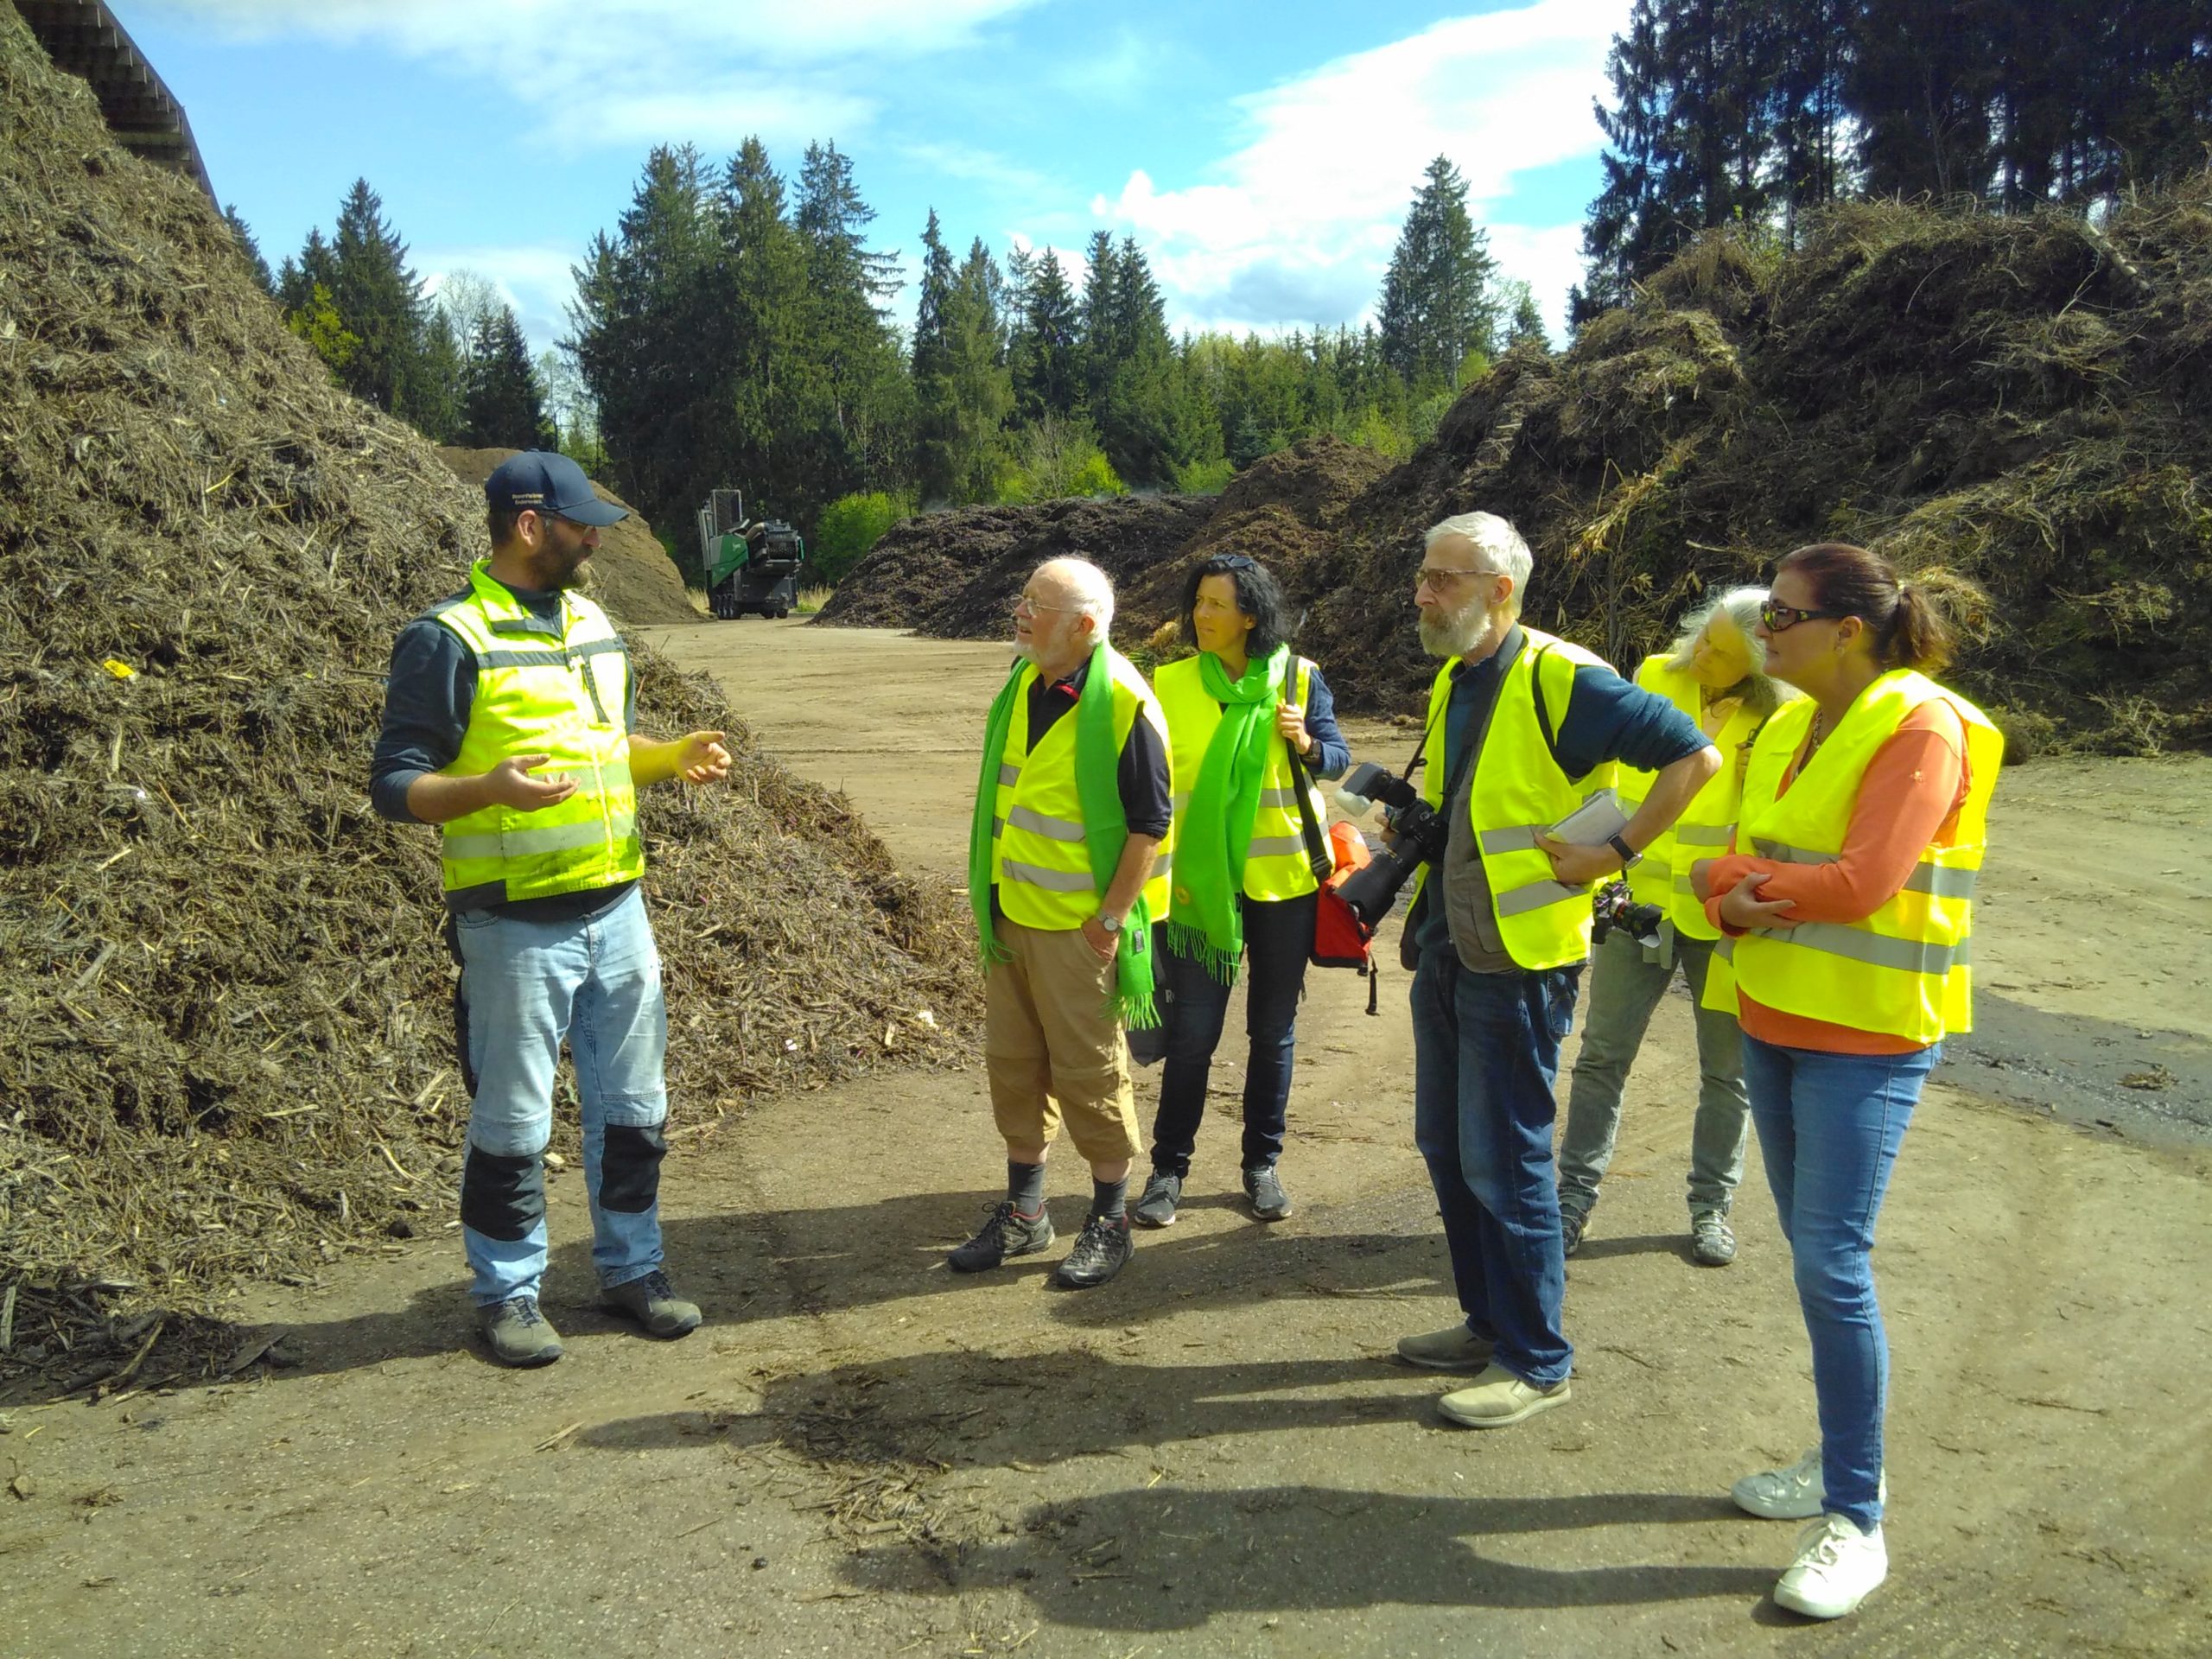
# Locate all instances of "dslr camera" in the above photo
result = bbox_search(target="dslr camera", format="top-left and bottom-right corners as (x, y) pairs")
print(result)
(1591, 879), (1666, 949)
(1331, 760), (1448, 929)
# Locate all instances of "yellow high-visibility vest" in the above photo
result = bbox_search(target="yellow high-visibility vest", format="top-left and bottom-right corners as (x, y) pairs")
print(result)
(988, 650), (1173, 931)
(1613, 654), (1777, 942)
(431, 562), (644, 904)
(1702, 669), (2003, 1043)
(1154, 656), (1327, 905)
(1410, 627), (1614, 972)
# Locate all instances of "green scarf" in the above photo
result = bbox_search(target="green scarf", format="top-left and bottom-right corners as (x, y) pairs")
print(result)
(969, 644), (1160, 1027)
(1163, 645), (1291, 985)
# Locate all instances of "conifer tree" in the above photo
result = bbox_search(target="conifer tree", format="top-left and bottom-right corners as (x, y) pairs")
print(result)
(1011, 247), (1081, 423)
(1376, 156), (1498, 393)
(329, 178), (427, 419)
(462, 306), (554, 451)
(223, 204), (275, 296)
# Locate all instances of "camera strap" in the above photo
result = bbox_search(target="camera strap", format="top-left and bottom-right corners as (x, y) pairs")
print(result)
(1284, 659), (1334, 881)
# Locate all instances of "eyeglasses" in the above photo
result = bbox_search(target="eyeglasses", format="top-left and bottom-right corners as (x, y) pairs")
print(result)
(1208, 555), (1256, 572)
(1415, 567), (1497, 592)
(1759, 601), (1843, 632)
(1011, 594), (1083, 617)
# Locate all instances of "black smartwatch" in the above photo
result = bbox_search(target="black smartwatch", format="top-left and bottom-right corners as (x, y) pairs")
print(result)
(1607, 832), (1642, 870)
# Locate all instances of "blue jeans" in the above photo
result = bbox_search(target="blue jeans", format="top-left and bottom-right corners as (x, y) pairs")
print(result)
(452, 887), (671, 1305)
(1408, 943), (1582, 1388)
(1741, 1033), (1939, 1531)
(1151, 892), (1316, 1176)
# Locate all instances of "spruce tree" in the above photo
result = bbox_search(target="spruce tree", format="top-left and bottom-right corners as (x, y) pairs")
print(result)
(223, 204), (275, 296)
(329, 179), (426, 418)
(413, 309), (467, 444)
(462, 306), (554, 451)
(1376, 156), (1498, 392)
(1012, 248), (1081, 423)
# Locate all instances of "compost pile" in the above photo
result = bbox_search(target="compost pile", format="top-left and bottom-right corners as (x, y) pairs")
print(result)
(833, 194), (2212, 752)
(0, 10), (976, 1398)
(436, 446), (699, 628)
(813, 493), (1216, 637)
(1307, 194), (2212, 749)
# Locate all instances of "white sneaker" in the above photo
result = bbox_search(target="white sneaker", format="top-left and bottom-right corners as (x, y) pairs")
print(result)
(1774, 1513), (1887, 1619)
(1732, 1446), (1887, 1520)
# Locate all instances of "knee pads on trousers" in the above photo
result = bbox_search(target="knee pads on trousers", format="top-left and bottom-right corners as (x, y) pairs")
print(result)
(598, 1122), (667, 1214)
(460, 1144), (544, 1242)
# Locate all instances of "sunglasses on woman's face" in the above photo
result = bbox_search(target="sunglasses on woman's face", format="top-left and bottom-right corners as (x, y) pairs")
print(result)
(1760, 601), (1841, 632)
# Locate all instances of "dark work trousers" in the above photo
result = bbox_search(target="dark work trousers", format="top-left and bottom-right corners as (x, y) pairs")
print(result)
(1149, 890), (1318, 1177)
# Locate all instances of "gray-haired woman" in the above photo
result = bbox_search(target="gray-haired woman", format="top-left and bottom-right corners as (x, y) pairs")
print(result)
(1556, 588), (1796, 1265)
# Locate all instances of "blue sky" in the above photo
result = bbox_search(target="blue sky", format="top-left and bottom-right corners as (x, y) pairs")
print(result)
(121, 0), (1629, 357)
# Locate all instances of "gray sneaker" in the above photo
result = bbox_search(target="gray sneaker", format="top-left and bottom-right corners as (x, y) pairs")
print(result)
(1132, 1171), (1183, 1228)
(1560, 1205), (1591, 1259)
(1395, 1322), (1496, 1371)
(949, 1199), (1055, 1272)
(1243, 1165), (1294, 1222)
(478, 1295), (563, 1368)
(1691, 1210), (1738, 1267)
(601, 1269), (702, 1338)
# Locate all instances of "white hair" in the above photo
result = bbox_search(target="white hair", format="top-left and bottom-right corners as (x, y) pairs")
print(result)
(1424, 512), (1534, 616)
(1037, 556), (1115, 636)
(1666, 585), (1789, 715)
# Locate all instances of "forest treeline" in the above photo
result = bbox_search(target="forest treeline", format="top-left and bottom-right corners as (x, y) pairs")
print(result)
(224, 2), (2212, 579)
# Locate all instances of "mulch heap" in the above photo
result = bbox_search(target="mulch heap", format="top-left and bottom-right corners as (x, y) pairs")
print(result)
(0, 9), (978, 1402)
(1311, 191), (2212, 750)
(813, 435), (1390, 664)
(436, 446), (699, 628)
(828, 194), (2212, 753)
(813, 493), (1217, 639)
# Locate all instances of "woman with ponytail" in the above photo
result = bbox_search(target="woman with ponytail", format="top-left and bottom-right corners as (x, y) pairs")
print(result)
(1693, 543), (2003, 1620)
(1133, 554), (1350, 1229)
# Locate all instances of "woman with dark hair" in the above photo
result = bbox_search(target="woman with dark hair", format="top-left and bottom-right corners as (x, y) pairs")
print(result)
(1692, 543), (2003, 1621)
(1132, 553), (1350, 1228)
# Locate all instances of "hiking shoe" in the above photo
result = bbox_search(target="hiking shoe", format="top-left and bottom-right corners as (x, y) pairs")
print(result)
(1437, 1362), (1571, 1428)
(1132, 1171), (1183, 1229)
(1053, 1211), (1134, 1289)
(1395, 1322), (1495, 1371)
(1243, 1164), (1294, 1222)
(601, 1269), (702, 1338)
(1774, 1514), (1887, 1619)
(1732, 1447), (1887, 1520)
(477, 1295), (563, 1368)
(1560, 1205), (1591, 1258)
(949, 1199), (1054, 1273)
(1691, 1210), (1738, 1267)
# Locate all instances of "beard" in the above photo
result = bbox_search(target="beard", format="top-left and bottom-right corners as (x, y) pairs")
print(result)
(1419, 593), (1491, 658)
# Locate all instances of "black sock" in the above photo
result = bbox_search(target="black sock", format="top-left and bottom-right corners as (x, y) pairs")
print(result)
(1092, 1176), (1128, 1224)
(1007, 1160), (1046, 1217)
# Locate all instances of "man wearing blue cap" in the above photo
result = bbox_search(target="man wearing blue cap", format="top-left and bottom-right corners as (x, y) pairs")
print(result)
(371, 451), (729, 1367)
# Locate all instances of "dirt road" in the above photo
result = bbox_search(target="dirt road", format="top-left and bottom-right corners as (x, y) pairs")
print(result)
(4, 620), (2208, 1658)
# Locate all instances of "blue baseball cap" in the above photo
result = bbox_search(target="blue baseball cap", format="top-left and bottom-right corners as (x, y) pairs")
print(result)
(483, 450), (628, 528)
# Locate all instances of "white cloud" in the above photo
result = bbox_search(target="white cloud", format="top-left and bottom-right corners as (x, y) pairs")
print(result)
(139, 0), (1039, 152)
(1088, 0), (1629, 341)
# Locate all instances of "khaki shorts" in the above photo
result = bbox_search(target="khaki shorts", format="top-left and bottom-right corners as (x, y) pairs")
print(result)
(984, 916), (1142, 1165)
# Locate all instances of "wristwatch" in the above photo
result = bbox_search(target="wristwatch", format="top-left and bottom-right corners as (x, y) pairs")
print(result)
(1098, 913), (1123, 936)
(1606, 832), (1643, 870)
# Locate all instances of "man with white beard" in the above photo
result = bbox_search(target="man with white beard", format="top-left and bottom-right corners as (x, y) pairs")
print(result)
(1391, 512), (1719, 1427)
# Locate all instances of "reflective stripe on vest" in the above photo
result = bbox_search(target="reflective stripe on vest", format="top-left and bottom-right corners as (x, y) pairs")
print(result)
(1700, 670), (2003, 1043)
(1410, 627), (1615, 971)
(988, 652), (1173, 929)
(1154, 656), (1326, 905)
(432, 562), (643, 904)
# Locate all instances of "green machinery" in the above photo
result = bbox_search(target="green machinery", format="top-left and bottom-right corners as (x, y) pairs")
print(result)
(697, 488), (804, 620)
